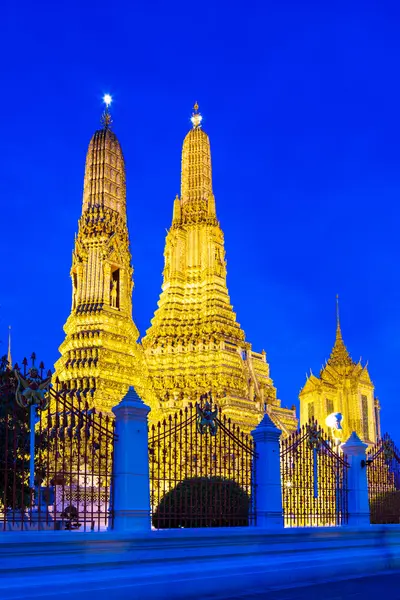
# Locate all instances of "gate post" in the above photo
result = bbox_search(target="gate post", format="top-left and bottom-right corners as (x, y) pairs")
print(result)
(341, 432), (370, 526)
(251, 413), (283, 528)
(112, 387), (151, 532)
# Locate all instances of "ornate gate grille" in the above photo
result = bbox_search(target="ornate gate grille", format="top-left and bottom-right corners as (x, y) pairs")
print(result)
(0, 357), (115, 531)
(281, 419), (349, 527)
(367, 434), (400, 524)
(149, 398), (256, 529)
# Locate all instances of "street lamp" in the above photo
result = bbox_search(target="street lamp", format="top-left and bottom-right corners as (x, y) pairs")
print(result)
(325, 412), (344, 451)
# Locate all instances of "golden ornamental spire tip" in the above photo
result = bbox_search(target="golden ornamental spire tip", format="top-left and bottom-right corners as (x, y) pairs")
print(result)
(335, 294), (342, 339)
(101, 94), (113, 129)
(324, 294), (354, 368)
(190, 101), (202, 129)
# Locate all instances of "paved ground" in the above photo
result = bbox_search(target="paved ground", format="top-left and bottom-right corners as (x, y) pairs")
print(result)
(210, 572), (400, 600)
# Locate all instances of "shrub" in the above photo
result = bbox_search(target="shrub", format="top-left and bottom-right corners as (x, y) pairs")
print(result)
(152, 476), (250, 529)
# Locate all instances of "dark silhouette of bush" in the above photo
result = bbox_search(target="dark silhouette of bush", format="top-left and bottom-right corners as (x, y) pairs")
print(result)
(152, 476), (250, 529)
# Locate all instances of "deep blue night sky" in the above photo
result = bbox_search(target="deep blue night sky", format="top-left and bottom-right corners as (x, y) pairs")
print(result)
(2, 2), (400, 437)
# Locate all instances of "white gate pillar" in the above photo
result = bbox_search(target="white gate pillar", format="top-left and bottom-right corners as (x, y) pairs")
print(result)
(341, 432), (370, 526)
(251, 413), (283, 528)
(111, 387), (151, 532)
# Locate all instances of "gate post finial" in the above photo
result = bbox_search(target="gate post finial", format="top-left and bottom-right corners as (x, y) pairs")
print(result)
(112, 386), (151, 532)
(341, 432), (370, 526)
(252, 413), (283, 529)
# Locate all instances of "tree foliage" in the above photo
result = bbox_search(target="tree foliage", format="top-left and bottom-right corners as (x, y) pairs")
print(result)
(152, 476), (250, 529)
(0, 358), (47, 510)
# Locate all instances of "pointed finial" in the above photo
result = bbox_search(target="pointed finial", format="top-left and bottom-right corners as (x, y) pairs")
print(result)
(190, 102), (203, 129)
(336, 294), (342, 339)
(325, 293), (353, 367)
(101, 94), (113, 129)
(7, 326), (12, 369)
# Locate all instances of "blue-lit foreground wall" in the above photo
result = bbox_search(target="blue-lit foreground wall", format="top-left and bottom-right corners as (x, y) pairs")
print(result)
(1, 526), (400, 599)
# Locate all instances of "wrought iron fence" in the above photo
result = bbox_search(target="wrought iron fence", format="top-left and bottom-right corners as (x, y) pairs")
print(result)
(149, 395), (256, 529)
(367, 434), (400, 524)
(0, 356), (115, 532)
(281, 419), (349, 527)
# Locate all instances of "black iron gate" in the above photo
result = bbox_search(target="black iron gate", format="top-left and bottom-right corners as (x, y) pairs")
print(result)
(281, 419), (349, 527)
(0, 355), (115, 531)
(367, 434), (400, 524)
(148, 396), (256, 529)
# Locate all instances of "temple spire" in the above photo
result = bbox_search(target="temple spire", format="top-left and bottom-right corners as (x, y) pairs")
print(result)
(180, 103), (213, 219)
(81, 95), (126, 218)
(142, 105), (297, 435)
(336, 294), (342, 340)
(327, 296), (353, 368)
(7, 326), (12, 369)
(54, 99), (146, 414)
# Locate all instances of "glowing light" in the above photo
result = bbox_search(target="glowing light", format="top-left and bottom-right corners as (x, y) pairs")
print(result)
(191, 113), (203, 128)
(103, 94), (112, 107)
(191, 102), (202, 128)
(325, 412), (343, 431)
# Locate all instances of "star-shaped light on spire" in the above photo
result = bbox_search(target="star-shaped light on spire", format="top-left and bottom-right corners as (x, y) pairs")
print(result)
(101, 94), (113, 129)
(103, 94), (112, 107)
(191, 102), (203, 129)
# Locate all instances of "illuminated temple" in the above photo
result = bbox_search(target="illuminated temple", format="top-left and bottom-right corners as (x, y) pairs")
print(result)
(299, 298), (381, 445)
(54, 103), (149, 412)
(55, 101), (297, 434)
(142, 105), (297, 433)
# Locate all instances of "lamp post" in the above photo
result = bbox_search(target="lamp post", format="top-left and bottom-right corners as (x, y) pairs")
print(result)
(14, 354), (52, 504)
(325, 412), (344, 453)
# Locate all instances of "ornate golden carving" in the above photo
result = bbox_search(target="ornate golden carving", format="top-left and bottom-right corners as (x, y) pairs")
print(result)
(143, 108), (297, 434)
(300, 299), (380, 445)
(55, 106), (298, 435)
(54, 121), (150, 413)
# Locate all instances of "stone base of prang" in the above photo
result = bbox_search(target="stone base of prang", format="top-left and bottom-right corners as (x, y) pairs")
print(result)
(1, 526), (400, 599)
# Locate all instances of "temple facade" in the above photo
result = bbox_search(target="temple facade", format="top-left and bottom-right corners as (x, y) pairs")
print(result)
(54, 105), (149, 413)
(299, 300), (381, 445)
(142, 105), (297, 434)
(54, 101), (298, 433)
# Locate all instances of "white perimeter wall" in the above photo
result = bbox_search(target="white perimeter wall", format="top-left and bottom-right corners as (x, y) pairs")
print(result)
(0, 526), (400, 599)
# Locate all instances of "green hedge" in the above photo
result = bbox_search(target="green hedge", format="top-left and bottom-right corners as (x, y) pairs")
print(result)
(152, 476), (250, 529)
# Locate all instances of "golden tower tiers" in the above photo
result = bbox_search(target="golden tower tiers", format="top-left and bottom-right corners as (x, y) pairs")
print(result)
(299, 298), (381, 445)
(54, 102), (148, 413)
(142, 104), (297, 434)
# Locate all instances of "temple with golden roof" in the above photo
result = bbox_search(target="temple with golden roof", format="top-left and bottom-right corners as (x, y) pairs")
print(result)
(54, 102), (149, 412)
(54, 101), (297, 434)
(142, 104), (297, 434)
(299, 298), (381, 445)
